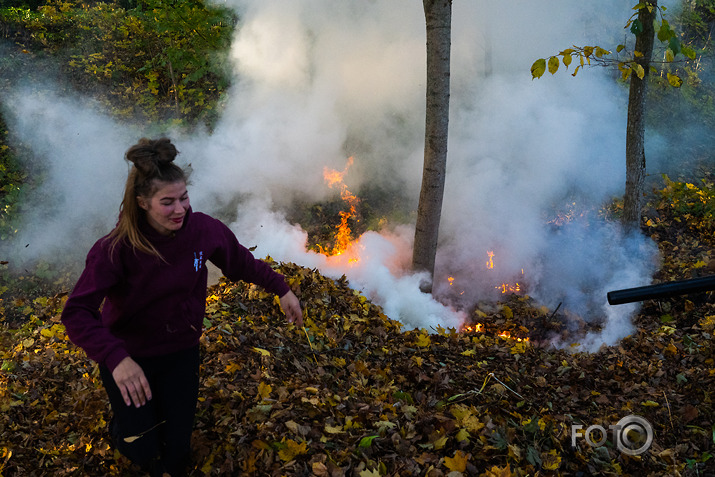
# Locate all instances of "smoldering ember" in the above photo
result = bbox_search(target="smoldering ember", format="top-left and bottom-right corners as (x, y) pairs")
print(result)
(1, 0), (714, 475)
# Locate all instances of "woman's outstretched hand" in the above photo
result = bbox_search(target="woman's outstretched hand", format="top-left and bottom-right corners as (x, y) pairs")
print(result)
(280, 290), (303, 326)
(112, 356), (152, 407)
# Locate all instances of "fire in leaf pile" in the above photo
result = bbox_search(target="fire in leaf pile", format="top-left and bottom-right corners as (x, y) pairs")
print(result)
(1, 176), (715, 476)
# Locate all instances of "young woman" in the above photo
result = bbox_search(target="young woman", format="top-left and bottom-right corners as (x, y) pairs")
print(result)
(61, 137), (302, 476)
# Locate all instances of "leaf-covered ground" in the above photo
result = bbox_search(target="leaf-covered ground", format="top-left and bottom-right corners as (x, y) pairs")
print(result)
(1, 177), (715, 476)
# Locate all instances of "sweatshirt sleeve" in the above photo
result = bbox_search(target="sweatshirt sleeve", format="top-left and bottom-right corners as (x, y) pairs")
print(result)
(61, 239), (130, 372)
(208, 217), (290, 297)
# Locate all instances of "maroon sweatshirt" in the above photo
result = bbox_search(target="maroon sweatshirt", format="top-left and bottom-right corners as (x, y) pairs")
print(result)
(61, 208), (290, 372)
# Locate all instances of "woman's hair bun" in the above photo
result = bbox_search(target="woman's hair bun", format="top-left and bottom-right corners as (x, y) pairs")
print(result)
(126, 137), (178, 174)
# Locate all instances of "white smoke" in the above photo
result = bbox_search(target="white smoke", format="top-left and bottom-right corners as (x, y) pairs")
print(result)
(2, 0), (664, 343)
(232, 197), (465, 331)
(2, 90), (134, 256)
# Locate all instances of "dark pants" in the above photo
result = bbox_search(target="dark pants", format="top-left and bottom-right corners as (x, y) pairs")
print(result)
(99, 345), (200, 476)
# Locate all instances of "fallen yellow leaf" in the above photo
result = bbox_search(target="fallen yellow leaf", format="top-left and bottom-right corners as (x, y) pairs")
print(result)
(444, 449), (468, 472)
(542, 449), (561, 470)
(416, 332), (431, 348)
(257, 381), (272, 399)
(278, 438), (307, 462)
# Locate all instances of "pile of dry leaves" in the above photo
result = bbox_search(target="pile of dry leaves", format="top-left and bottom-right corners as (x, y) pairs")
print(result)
(1, 178), (714, 476)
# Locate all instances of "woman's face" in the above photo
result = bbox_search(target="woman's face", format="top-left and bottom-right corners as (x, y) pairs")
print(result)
(138, 181), (189, 235)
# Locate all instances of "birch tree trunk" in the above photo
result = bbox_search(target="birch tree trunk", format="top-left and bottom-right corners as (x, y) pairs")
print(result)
(412, 0), (452, 293)
(623, 1), (657, 229)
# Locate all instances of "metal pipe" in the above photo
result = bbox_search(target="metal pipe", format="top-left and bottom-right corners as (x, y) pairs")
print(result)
(607, 275), (715, 305)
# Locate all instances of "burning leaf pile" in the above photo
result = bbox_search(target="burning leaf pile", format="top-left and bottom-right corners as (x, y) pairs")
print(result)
(1, 176), (715, 476)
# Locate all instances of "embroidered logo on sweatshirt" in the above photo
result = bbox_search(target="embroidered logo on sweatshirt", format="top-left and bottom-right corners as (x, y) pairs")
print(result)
(193, 251), (204, 272)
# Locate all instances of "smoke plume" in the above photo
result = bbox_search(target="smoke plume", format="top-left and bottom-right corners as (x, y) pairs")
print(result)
(3, 0), (681, 348)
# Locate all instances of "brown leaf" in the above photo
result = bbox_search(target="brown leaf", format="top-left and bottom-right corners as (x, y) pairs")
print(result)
(681, 404), (699, 423)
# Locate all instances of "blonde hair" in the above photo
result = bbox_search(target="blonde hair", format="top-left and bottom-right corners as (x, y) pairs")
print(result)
(107, 138), (187, 258)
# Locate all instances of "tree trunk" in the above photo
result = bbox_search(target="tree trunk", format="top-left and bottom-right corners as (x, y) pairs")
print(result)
(412, 0), (452, 293)
(623, 1), (657, 230)
(167, 59), (181, 116)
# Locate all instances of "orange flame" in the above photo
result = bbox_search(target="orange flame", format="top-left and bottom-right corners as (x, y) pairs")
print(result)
(456, 251), (529, 340)
(459, 322), (529, 341)
(497, 330), (529, 342)
(462, 323), (484, 333)
(322, 157), (360, 259)
(486, 251), (524, 295)
(497, 282), (522, 294)
(447, 276), (465, 295)
(324, 156), (353, 188)
(486, 251), (494, 269)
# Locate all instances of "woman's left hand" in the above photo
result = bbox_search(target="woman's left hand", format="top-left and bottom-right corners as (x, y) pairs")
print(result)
(279, 290), (303, 326)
